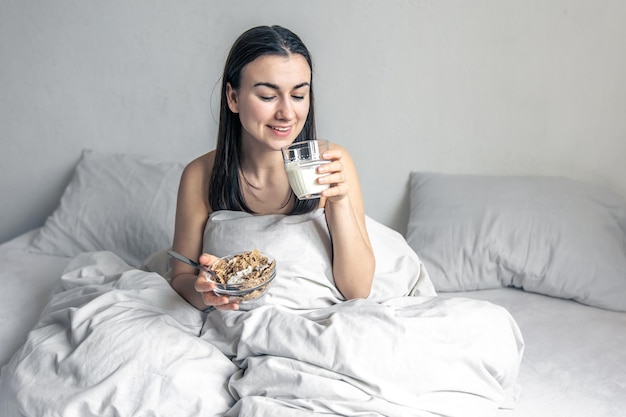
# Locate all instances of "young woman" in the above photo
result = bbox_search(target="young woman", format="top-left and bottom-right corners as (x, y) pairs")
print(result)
(170, 25), (375, 311)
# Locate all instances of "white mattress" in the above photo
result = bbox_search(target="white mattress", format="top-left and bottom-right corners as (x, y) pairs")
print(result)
(444, 289), (626, 417)
(0, 230), (71, 368)
(1, 230), (624, 416)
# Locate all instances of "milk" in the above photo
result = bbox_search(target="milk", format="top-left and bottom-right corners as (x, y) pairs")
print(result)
(285, 160), (330, 199)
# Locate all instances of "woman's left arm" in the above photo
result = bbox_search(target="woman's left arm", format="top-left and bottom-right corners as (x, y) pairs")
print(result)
(319, 144), (375, 299)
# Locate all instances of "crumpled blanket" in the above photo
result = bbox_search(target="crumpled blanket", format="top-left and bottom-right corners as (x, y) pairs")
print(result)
(0, 213), (523, 417)
(207, 296), (523, 417)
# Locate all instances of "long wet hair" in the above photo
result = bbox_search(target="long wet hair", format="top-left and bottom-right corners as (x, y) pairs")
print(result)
(209, 25), (319, 215)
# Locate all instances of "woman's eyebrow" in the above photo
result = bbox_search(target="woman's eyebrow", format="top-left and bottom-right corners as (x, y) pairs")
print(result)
(253, 82), (311, 90)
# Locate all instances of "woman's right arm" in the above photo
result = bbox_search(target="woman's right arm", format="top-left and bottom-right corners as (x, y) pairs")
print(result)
(170, 154), (239, 311)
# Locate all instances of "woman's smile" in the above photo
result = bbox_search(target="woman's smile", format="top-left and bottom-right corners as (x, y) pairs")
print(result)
(269, 125), (293, 137)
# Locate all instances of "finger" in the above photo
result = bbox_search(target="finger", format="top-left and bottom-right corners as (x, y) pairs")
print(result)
(322, 149), (343, 161)
(322, 182), (349, 200)
(202, 291), (232, 307)
(205, 291), (240, 310)
(319, 171), (345, 186)
(199, 253), (219, 267)
(195, 275), (216, 291)
(215, 301), (240, 311)
(318, 160), (343, 174)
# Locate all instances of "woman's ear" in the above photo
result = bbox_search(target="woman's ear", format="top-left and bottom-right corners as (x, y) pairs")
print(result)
(226, 83), (239, 113)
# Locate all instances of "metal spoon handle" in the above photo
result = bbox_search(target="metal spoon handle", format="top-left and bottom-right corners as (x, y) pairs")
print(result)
(167, 250), (210, 272)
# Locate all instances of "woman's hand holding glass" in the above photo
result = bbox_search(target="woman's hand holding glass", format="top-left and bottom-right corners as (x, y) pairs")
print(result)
(319, 149), (348, 202)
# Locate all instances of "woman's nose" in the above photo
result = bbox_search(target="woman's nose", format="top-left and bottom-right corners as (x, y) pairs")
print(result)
(276, 98), (295, 120)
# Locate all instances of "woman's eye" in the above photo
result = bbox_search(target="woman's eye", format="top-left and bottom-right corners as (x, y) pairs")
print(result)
(260, 96), (275, 102)
(291, 95), (305, 101)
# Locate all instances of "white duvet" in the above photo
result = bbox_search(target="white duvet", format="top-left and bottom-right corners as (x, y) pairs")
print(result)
(0, 212), (523, 417)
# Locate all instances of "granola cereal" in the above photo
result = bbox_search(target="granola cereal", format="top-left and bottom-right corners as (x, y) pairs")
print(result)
(209, 250), (275, 300)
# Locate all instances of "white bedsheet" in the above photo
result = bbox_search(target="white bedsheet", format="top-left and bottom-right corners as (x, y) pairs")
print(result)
(0, 251), (522, 417)
(0, 230), (71, 368)
(445, 289), (626, 417)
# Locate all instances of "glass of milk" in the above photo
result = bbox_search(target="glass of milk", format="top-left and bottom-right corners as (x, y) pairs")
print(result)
(281, 140), (330, 200)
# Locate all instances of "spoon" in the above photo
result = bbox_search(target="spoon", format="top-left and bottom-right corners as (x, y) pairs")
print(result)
(167, 250), (212, 273)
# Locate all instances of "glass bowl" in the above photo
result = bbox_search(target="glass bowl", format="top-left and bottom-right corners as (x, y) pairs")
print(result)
(206, 250), (276, 303)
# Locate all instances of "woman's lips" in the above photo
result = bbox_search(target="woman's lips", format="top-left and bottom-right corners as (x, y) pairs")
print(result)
(269, 125), (292, 137)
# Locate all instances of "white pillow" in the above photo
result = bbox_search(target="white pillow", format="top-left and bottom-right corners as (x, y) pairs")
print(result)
(406, 172), (626, 312)
(28, 150), (184, 267)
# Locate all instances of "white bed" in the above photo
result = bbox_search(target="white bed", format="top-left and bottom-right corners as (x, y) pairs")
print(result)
(443, 289), (626, 417)
(1, 150), (625, 417)
(0, 230), (71, 368)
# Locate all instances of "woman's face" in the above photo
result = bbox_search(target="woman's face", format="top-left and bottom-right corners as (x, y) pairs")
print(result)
(226, 53), (311, 151)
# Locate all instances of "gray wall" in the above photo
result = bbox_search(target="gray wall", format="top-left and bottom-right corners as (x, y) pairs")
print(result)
(2, 0), (626, 243)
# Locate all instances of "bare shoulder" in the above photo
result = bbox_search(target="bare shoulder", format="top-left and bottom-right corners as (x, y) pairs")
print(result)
(179, 151), (216, 210)
(183, 150), (215, 178)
